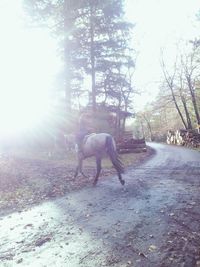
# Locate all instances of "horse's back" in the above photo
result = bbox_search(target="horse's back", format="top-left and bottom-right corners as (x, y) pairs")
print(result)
(86, 133), (112, 146)
(83, 133), (115, 156)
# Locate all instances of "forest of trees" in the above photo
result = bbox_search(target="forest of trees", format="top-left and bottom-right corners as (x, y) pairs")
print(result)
(24, 1), (200, 142)
(133, 38), (200, 141)
(24, 0), (135, 134)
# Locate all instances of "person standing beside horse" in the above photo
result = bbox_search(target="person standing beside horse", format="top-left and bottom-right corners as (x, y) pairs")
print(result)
(75, 112), (94, 158)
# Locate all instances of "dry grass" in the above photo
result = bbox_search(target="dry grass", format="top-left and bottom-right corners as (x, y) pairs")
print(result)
(0, 147), (154, 215)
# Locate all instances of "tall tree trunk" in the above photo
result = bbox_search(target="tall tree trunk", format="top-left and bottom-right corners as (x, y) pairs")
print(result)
(89, 2), (96, 112)
(167, 85), (187, 129)
(161, 57), (187, 129)
(140, 121), (145, 138)
(181, 96), (192, 129)
(64, 0), (72, 114)
(121, 98), (129, 133)
(178, 75), (192, 129)
(186, 75), (200, 125)
(116, 97), (122, 138)
(143, 115), (153, 141)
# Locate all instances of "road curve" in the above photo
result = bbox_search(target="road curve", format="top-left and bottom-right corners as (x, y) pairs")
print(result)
(0, 143), (200, 267)
(147, 142), (200, 167)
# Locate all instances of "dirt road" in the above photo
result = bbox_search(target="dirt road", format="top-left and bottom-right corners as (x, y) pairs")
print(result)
(0, 143), (200, 267)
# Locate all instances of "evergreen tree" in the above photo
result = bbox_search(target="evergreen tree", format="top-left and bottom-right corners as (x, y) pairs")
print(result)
(24, 0), (135, 114)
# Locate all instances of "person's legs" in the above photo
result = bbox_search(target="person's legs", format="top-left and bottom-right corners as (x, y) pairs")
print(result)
(77, 139), (83, 153)
(76, 133), (85, 155)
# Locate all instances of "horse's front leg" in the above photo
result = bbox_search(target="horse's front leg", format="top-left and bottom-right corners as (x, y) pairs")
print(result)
(79, 157), (88, 178)
(93, 157), (102, 186)
(74, 157), (82, 178)
(74, 157), (88, 178)
(74, 162), (80, 178)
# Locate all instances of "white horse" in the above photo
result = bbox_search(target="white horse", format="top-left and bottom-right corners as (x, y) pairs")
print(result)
(74, 133), (125, 186)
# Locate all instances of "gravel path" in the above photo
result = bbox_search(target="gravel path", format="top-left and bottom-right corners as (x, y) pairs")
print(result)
(0, 143), (200, 267)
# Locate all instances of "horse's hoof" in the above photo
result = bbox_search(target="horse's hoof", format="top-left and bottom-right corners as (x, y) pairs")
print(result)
(121, 180), (125, 186)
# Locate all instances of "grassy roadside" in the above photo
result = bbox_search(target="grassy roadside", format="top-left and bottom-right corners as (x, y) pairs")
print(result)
(0, 147), (154, 216)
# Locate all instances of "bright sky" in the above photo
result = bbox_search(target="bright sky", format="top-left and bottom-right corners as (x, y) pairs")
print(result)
(0, 0), (200, 136)
(125, 0), (200, 110)
(0, 0), (60, 136)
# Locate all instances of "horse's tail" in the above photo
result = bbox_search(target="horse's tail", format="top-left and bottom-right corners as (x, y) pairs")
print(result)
(105, 135), (124, 174)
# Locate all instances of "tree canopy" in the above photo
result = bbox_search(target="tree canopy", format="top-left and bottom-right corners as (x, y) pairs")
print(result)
(24, 0), (135, 120)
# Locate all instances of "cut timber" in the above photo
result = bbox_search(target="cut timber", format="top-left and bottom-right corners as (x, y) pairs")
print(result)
(116, 131), (146, 153)
(166, 129), (200, 148)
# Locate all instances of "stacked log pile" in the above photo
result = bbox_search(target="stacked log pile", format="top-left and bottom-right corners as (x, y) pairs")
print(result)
(166, 130), (176, 145)
(116, 131), (146, 153)
(166, 129), (200, 148)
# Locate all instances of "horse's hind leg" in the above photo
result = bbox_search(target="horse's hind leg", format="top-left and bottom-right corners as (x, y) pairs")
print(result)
(117, 171), (125, 185)
(93, 157), (102, 186)
(74, 164), (79, 178)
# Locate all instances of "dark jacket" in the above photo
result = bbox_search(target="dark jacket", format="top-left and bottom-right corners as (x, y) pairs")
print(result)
(75, 113), (93, 145)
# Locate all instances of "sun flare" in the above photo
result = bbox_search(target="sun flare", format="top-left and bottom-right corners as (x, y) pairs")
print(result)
(0, 89), (51, 136)
(0, 0), (60, 137)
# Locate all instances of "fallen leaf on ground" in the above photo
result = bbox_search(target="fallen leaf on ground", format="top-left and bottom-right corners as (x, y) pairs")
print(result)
(138, 252), (147, 257)
(148, 245), (157, 252)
